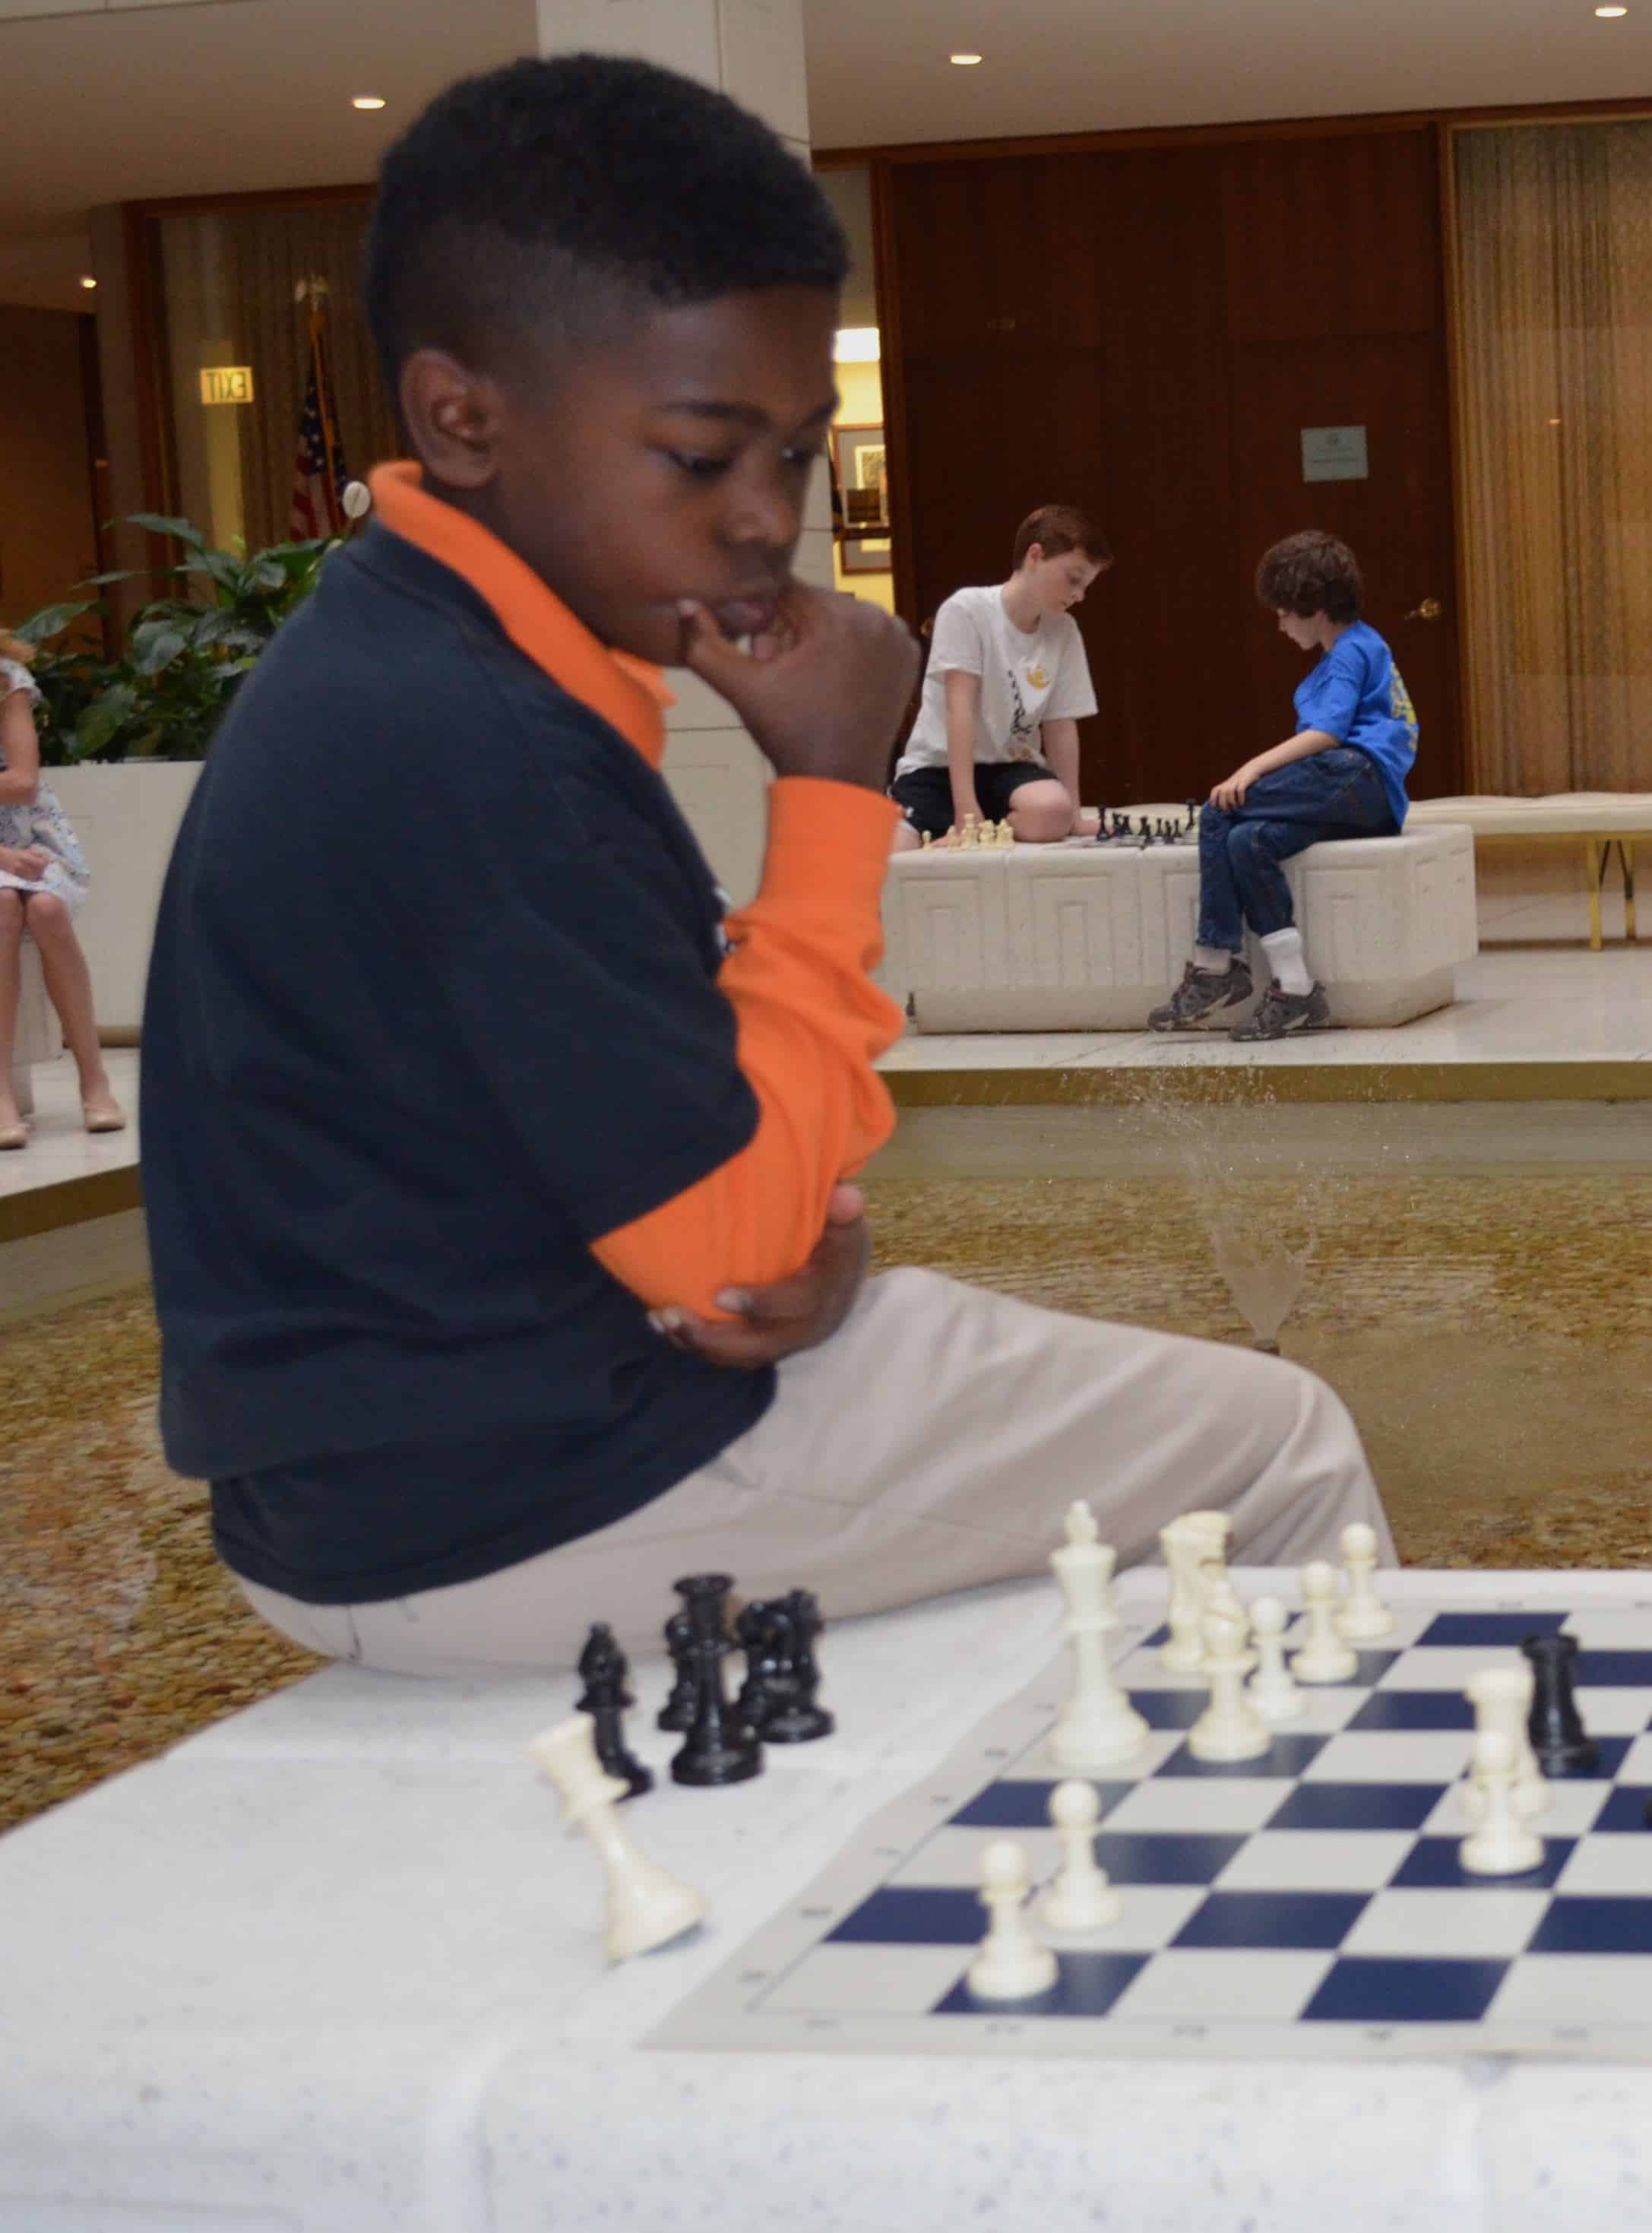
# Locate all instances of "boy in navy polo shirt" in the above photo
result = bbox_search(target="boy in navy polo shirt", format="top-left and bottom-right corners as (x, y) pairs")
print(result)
(1152, 531), (1418, 1041)
(140, 59), (1391, 1674)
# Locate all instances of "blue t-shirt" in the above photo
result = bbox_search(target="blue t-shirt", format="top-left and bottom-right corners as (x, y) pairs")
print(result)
(1293, 621), (1417, 830)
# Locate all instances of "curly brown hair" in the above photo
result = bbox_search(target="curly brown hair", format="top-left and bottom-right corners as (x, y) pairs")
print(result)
(1013, 505), (1112, 573)
(1256, 531), (1362, 624)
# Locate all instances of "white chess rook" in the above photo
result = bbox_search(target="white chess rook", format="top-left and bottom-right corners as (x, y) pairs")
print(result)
(1465, 1665), (1548, 1822)
(528, 1715), (705, 1962)
(1291, 1560), (1359, 1684)
(1188, 1607), (1272, 1762)
(968, 1839), (1059, 2000)
(1040, 1782), (1122, 1931)
(1336, 1522), (1397, 1642)
(1247, 1595), (1305, 1724)
(1459, 1728), (1546, 1877)
(1049, 1501), (1148, 1768)
(1159, 1510), (1233, 1673)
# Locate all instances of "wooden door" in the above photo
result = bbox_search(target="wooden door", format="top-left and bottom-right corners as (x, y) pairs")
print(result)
(883, 125), (1462, 809)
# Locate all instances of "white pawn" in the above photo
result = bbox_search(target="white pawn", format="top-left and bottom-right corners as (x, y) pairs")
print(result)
(528, 1715), (705, 1962)
(1049, 1500), (1148, 1769)
(1247, 1595), (1305, 1724)
(1335, 1522), (1397, 1642)
(1290, 1561), (1359, 1684)
(967, 1839), (1058, 2000)
(1188, 1607), (1272, 1762)
(1041, 1782), (1122, 1931)
(1466, 1665), (1548, 1822)
(1460, 1728), (1545, 1877)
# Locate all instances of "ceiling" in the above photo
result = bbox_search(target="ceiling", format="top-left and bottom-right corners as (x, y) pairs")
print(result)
(0, 0), (1646, 310)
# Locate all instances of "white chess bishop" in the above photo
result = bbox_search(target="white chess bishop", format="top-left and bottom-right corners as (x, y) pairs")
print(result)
(1049, 1500), (1148, 1769)
(529, 1715), (705, 1962)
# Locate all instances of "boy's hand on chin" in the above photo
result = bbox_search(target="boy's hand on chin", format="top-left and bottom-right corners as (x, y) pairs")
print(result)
(677, 584), (918, 793)
(647, 1184), (871, 1370)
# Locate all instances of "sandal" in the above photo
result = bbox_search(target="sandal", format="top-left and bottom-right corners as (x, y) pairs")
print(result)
(82, 1099), (127, 1135)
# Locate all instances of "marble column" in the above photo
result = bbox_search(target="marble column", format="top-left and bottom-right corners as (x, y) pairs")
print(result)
(535, 0), (831, 904)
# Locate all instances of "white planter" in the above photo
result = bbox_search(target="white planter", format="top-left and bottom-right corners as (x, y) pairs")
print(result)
(46, 761), (202, 1035)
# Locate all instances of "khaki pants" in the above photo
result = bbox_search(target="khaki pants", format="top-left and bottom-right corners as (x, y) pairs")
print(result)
(240, 1269), (1392, 1677)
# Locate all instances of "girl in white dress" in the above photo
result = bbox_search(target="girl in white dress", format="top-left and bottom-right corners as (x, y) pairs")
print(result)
(0, 633), (123, 1147)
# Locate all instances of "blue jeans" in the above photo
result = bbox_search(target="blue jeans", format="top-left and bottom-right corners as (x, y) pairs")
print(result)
(1197, 747), (1396, 950)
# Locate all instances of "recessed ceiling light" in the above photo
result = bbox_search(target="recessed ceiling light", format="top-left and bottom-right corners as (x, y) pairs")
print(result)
(1549, 416), (1563, 425)
(1595, 8), (1627, 17)
(79, 274), (97, 290)
(352, 94), (387, 109)
(950, 52), (983, 65)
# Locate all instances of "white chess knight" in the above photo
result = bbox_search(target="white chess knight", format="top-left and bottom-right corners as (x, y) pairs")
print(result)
(1465, 1665), (1548, 1823)
(1049, 1501), (1148, 1769)
(1188, 1606), (1272, 1762)
(528, 1715), (705, 1962)
(1290, 1560), (1359, 1684)
(1247, 1595), (1305, 1724)
(1335, 1522), (1396, 1642)
(968, 1839), (1059, 2000)
(1040, 1781), (1122, 1931)
(1160, 1510), (1233, 1674)
(1459, 1728), (1546, 1877)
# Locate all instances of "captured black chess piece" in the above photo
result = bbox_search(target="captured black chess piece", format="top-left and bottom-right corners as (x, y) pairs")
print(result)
(658, 1606), (697, 1732)
(736, 1591), (834, 1744)
(1185, 799), (1200, 831)
(577, 1622), (652, 1799)
(1523, 1631), (1599, 1775)
(670, 1573), (763, 1788)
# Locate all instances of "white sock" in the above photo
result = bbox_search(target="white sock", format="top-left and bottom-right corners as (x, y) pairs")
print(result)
(1194, 945), (1233, 975)
(1262, 927), (1312, 995)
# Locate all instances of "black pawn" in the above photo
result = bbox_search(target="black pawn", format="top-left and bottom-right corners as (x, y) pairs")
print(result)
(762, 1588), (834, 1744)
(1523, 1632), (1599, 1775)
(576, 1623), (652, 1800)
(670, 1574), (762, 1788)
(657, 1607), (696, 1731)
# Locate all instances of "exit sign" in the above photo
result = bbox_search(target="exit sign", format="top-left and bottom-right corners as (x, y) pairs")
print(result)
(199, 366), (255, 406)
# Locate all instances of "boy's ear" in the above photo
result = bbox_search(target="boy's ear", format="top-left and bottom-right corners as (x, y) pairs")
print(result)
(1021, 541), (1044, 571)
(397, 349), (504, 491)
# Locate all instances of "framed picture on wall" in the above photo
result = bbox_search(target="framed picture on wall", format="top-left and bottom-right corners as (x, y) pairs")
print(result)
(832, 422), (891, 575)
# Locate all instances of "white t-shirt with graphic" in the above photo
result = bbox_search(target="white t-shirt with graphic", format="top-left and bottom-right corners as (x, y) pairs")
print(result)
(894, 584), (1097, 778)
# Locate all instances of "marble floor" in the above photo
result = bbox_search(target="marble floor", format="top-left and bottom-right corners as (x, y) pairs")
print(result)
(1, 1045), (141, 1203)
(878, 944), (1652, 1075)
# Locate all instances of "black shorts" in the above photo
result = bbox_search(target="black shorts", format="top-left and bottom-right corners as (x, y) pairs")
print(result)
(888, 762), (1055, 840)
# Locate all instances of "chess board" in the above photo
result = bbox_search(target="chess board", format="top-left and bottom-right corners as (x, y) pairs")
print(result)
(650, 1588), (1652, 2064)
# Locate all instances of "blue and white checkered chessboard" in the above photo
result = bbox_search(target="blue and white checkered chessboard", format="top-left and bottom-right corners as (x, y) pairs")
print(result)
(650, 1592), (1652, 2061)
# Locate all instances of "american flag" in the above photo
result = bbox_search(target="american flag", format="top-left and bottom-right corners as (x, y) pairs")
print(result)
(288, 300), (349, 540)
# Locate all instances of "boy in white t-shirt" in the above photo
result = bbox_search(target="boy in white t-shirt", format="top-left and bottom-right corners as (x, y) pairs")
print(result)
(889, 505), (1109, 850)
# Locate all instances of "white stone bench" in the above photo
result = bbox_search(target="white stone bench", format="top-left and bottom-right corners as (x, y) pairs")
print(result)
(881, 816), (1478, 1033)
(1405, 793), (1652, 950)
(11, 940), (59, 1116)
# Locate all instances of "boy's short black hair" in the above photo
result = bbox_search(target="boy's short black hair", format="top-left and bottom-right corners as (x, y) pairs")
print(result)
(1256, 531), (1363, 624)
(1012, 504), (1112, 572)
(364, 54), (850, 393)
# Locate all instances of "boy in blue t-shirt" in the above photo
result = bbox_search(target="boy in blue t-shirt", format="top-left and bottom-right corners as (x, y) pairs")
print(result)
(1150, 531), (1418, 1041)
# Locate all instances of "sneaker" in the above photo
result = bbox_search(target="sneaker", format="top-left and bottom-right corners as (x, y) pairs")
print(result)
(1230, 981), (1331, 1040)
(1148, 958), (1253, 1031)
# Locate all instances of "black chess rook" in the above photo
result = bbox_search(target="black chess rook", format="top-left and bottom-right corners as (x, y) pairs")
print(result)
(1522, 1631), (1599, 1775)
(670, 1573), (763, 1788)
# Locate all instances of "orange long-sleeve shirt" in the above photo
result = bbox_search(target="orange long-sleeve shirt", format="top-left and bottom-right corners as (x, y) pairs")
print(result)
(371, 464), (904, 1319)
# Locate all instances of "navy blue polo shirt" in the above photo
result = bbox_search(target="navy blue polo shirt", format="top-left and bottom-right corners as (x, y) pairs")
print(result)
(141, 524), (774, 1602)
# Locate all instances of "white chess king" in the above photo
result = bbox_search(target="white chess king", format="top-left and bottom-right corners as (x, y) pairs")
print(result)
(1049, 1501), (1148, 1769)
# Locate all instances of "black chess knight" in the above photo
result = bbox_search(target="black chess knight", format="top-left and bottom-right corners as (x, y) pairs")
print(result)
(735, 1590), (834, 1744)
